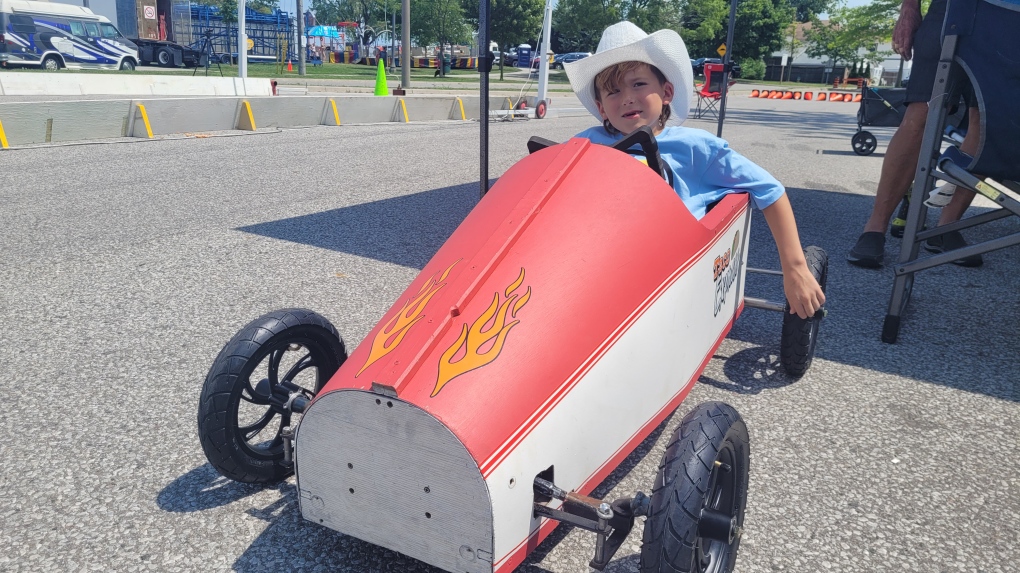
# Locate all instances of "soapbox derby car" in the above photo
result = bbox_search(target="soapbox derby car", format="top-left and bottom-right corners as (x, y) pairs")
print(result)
(197, 128), (827, 573)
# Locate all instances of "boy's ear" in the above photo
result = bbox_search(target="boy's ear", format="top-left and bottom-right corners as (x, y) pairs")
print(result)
(662, 81), (675, 105)
(595, 99), (609, 120)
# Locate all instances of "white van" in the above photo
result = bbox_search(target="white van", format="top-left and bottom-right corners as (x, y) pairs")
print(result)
(0, 0), (138, 70)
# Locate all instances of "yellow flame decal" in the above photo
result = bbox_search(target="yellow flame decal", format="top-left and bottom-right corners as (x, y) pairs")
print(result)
(356, 259), (459, 377)
(432, 268), (531, 397)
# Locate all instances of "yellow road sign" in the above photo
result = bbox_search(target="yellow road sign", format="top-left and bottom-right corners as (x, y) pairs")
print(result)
(246, 38), (254, 51)
(716, 43), (727, 57)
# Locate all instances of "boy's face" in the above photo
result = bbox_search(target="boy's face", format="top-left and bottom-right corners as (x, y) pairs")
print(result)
(595, 64), (674, 136)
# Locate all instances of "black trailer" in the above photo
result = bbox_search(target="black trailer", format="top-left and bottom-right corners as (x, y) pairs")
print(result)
(133, 38), (207, 67)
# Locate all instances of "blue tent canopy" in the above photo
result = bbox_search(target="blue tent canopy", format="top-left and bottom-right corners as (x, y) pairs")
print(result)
(307, 26), (341, 38)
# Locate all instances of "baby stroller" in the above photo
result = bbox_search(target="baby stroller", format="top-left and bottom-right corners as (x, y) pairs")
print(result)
(851, 85), (907, 156)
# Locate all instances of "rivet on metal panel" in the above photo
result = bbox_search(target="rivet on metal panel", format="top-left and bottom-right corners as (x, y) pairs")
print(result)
(459, 545), (476, 561)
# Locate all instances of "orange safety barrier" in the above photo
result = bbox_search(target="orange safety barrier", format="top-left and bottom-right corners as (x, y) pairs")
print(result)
(750, 89), (759, 97)
(804, 92), (814, 100)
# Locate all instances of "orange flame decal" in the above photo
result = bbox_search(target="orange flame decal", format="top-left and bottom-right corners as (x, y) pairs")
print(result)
(356, 259), (459, 377)
(432, 268), (531, 397)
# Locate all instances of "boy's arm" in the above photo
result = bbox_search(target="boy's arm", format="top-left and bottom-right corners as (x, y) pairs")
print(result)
(761, 194), (826, 319)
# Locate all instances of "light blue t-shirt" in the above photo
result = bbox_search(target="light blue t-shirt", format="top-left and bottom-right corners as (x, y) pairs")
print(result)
(575, 125), (785, 220)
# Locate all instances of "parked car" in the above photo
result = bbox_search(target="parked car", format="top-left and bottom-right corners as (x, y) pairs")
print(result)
(531, 54), (556, 69)
(552, 52), (591, 69)
(692, 57), (741, 78)
(505, 48), (518, 66)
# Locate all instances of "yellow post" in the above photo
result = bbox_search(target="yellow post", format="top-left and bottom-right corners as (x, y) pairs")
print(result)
(330, 99), (341, 125)
(456, 97), (466, 120)
(238, 101), (257, 130)
(135, 103), (154, 139)
(399, 99), (409, 123)
(0, 118), (9, 148)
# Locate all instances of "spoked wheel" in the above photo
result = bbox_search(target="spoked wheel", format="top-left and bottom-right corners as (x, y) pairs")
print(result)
(780, 246), (828, 378)
(197, 308), (347, 484)
(851, 131), (877, 155)
(640, 402), (750, 573)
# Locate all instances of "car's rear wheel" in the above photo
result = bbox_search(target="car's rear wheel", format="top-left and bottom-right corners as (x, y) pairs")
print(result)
(197, 308), (347, 484)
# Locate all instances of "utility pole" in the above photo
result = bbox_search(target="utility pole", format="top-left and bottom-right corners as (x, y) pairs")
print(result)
(401, 0), (410, 88)
(297, 0), (306, 75)
(535, 0), (552, 110)
(478, 0), (489, 196)
(238, 0), (246, 78)
(716, 0), (737, 138)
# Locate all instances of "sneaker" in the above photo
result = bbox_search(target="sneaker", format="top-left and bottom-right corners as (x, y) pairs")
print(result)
(924, 230), (983, 267)
(890, 196), (910, 238)
(924, 183), (955, 208)
(847, 231), (885, 268)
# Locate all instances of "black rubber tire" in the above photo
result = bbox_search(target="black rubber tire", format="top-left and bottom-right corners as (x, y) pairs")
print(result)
(156, 47), (173, 67)
(119, 59), (135, 71)
(535, 100), (547, 119)
(851, 131), (877, 156)
(197, 308), (347, 484)
(780, 246), (828, 378)
(219, 54), (232, 64)
(640, 402), (750, 573)
(41, 55), (61, 71)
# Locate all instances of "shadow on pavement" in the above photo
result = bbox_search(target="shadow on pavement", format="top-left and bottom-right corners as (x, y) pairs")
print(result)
(236, 181), (484, 270)
(732, 186), (1019, 402)
(156, 464), (264, 512)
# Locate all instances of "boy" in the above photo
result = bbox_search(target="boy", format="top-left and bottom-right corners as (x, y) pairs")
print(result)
(564, 22), (824, 320)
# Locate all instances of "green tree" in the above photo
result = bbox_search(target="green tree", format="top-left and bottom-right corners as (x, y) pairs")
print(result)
(411, 0), (470, 75)
(551, 0), (623, 53)
(681, 0), (791, 61)
(788, 0), (830, 23)
(676, 0), (728, 53)
(624, 0), (684, 33)
(209, 0), (279, 21)
(462, 0), (544, 80)
(803, 0), (898, 75)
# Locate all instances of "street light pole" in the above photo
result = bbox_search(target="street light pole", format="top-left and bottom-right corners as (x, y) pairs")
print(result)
(238, 0), (246, 78)
(297, 0), (306, 75)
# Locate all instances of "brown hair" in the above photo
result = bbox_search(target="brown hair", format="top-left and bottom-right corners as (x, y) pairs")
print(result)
(593, 61), (672, 134)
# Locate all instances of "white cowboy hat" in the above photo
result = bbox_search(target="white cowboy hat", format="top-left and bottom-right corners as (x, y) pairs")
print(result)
(564, 21), (693, 126)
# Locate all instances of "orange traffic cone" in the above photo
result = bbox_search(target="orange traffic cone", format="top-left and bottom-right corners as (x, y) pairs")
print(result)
(829, 93), (843, 102)
(750, 89), (759, 97)
(853, 94), (863, 102)
(804, 92), (814, 100)
(782, 91), (793, 99)
(287, 59), (293, 72)
(793, 92), (802, 100)
(817, 93), (827, 101)
(758, 90), (770, 98)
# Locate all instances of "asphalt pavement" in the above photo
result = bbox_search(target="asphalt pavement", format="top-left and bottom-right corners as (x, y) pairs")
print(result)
(0, 93), (1016, 573)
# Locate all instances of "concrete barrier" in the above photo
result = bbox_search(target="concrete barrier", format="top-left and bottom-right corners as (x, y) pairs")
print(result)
(0, 72), (273, 97)
(334, 96), (402, 124)
(129, 97), (242, 136)
(401, 96), (463, 121)
(245, 96), (330, 128)
(0, 94), (492, 148)
(0, 100), (131, 146)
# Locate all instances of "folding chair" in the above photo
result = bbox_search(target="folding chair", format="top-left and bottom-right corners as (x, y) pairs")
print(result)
(692, 63), (731, 119)
(882, 0), (1020, 343)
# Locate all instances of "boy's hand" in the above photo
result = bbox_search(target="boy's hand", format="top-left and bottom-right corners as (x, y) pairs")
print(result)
(784, 265), (826, 319)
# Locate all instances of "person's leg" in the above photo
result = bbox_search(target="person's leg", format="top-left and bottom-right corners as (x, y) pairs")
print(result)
(862, 101), (930, 233)
(924, 107), (983, 266)
(936, 107), (980, 225)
